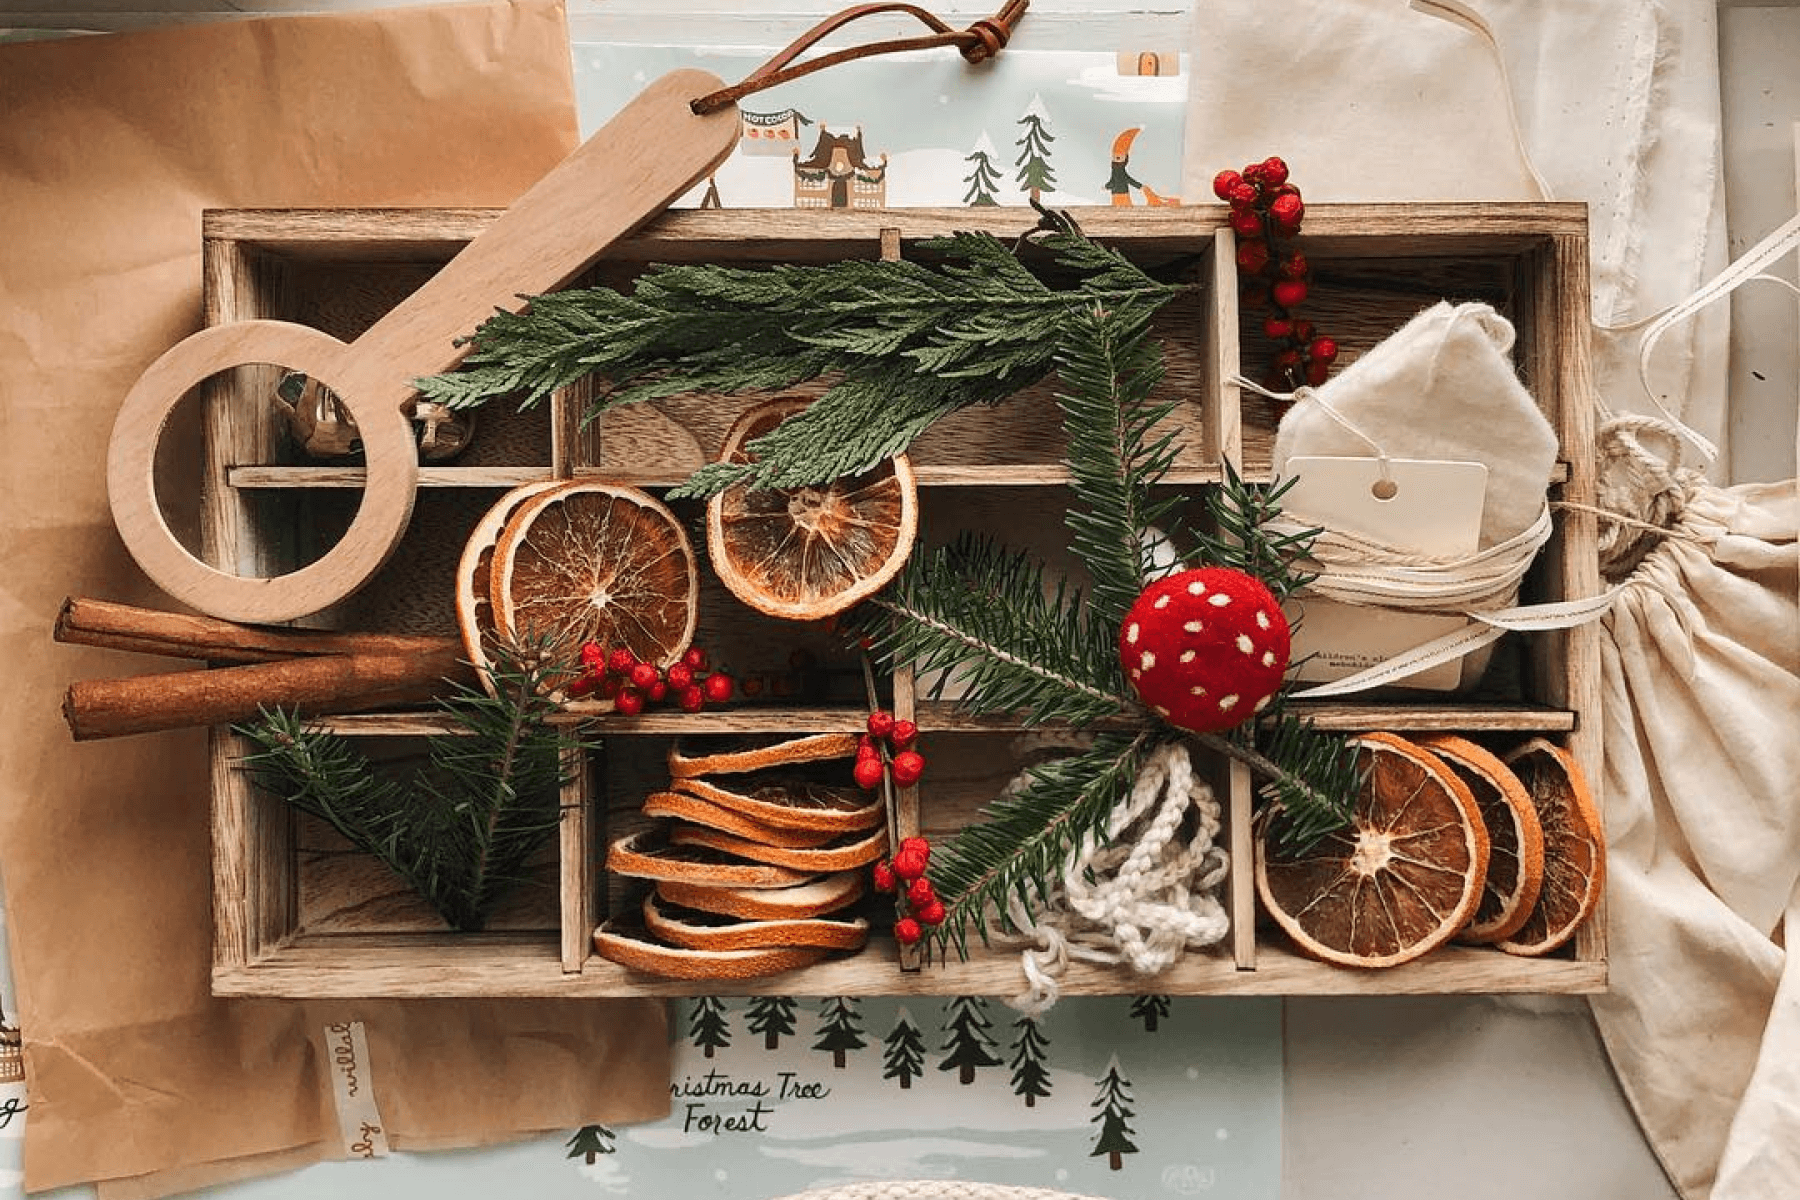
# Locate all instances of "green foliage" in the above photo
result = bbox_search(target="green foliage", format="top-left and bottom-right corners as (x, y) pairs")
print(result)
(926, 734), (1153, 956)
(236, 643), (578, 932)
(1244, 703), (1363, 852)
(414, 210), (1180, 496)
(1194, 464), (1320, 604)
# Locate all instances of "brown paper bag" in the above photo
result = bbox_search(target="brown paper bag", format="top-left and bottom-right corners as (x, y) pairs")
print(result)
(0, 3), (670, 1192)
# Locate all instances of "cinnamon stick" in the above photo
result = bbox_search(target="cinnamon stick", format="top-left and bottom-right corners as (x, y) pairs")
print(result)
(56, 597), (459, 664)
(63, 650), (478, 742)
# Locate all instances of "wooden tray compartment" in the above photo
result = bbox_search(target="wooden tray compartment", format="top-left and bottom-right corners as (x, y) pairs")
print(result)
(202, 204), (1603, 999)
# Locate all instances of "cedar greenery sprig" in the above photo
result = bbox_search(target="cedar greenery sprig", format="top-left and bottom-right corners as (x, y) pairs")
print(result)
(413, 207), (1182, 497)
(235, 641), (579, 932)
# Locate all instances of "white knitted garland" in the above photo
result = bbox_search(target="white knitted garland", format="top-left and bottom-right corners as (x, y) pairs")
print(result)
(993, 740), (1229, 1015)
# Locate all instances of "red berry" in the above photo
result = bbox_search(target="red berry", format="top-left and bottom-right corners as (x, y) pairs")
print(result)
(899, 835), (931, 857)
(890, 750), (925, 787)
(1304, 358), (1332, 387)
(872, 860), (898, 893)
(647, 679), (669, 703)
(915, 899), (946, 927)
(629, 661), (659, 691)
(1226, 181), (1259, 209)
(677, 685), (705, 713)
(1269, 193), (1305, 230)
(702, 672), (733, 703)
(893, 917), (923, 946)
(906, 876), (936, 908)
(580, 643), (605, 668)
(740, 674), (764, 697)
(1277, 252), (1308, 281)
(858, 733), (881, 756)
(1235, 240), (1271, 274)
(1241, 161), (1267, 185)
(866, 710), (896, 739)
(1229, 208), (1263, 237)
(1211, 169), (1243, 201)
(1263, 315), (1294, 340)
(1273, 347), (1304, 375)
(1292, 319), (1316, 342)
(614, 687), (645, 716)
(666, 662), (694, 690)
(1259, 156), (1290, 187)
(607, 648), (637, 676)
(1308, 336), (1339, 363)
(893, 847), (930, 882)
(682, 646), (707, 670)
(566, 674), (598, 699)
(853, 756), (886, 790)
(889, 719), (918, 750)
(1272, 279), (1309, 309)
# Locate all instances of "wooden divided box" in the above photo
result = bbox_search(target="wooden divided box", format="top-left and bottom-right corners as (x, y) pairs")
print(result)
(200, 204), (1605, 998)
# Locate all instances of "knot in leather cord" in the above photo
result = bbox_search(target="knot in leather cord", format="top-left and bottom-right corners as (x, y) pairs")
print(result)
(691, 0), (1030, 115)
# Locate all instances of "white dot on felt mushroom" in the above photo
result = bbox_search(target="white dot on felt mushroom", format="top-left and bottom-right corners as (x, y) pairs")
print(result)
(1209, 593), (1232, 608)
(1253, 695), (1272, 713)
(1236, 633), (1255, 654)
(1262, 650), (1276, 667)
(1130, 668), (1142, 680)
(1180, 650), (1196, 664)
(1153, 595), (1171, 610)
(1187, 579), (1207, 596)
(1218, 694), (1239, 711)
(1190, 685), (1206, 697)
(1126, 622), (1140, 645)
(1184, 620), (1203, 634)
(1140, 651), (1156, 671)
(1256, 610), (1272, 630)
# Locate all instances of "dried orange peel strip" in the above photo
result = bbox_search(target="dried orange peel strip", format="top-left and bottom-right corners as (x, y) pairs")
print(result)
(1497, 737), (1604, 957)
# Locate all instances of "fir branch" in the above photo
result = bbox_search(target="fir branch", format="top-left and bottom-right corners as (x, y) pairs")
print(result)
(236, 642), (580, 932)
(857, 533), (1133, 728)
(1241, 706), (1362, 852)
(1192, 463), (1319, 603)
(415, 216), (1182, 495)
(1052, 303), (1187, 627)
(928, 733), (1153, 957)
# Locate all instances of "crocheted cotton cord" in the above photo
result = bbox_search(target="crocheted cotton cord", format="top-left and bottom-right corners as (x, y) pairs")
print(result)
(993, 740), (1229, 1015)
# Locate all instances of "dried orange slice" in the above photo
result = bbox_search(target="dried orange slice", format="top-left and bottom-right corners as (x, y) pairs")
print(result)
(592, 919), (829, 981)
(1256, 732), (1490, 969)
(1497, 738), (1605, 957)
(706, 398), (918, 620)
(455, 481), (563, 694)
(491, 481), (697, 668)
(1416, 734), (1546, 945)
(642, 893), (869, 953)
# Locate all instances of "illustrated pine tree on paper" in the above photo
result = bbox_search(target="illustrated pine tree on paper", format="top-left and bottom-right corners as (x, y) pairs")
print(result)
(813, 996), (867, 1068)
(1014, 95), (1056, 202)
(689, 996), (731, 1059)
(746, 995), (800, 1050)
(1089, 1056), (1140, 1171)
(1129, 995), (1171, 1033)
(882, 1006), (927, 1090)
(938, 995), (1004, 1085)
(963, 132), (1002, 207)
(566, 1124), (617, 1165)
(1007, 1014), (1053, 1108)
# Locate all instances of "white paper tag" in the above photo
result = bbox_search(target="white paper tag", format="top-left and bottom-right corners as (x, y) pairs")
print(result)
(1281, 457), (1489, 692)
(324, 1021), (390, 1159)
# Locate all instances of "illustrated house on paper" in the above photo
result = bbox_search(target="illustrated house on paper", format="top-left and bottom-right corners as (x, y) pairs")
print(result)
(793, 125), (888, 209)
(739, 107), (812, 155)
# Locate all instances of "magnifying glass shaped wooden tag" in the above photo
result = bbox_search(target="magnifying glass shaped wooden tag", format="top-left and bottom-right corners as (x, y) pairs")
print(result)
(106, 69), (739, 625)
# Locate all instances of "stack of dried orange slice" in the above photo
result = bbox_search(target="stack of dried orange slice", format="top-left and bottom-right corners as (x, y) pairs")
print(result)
(456, 480), (697, 704)
(1256, 731), (1603, 968)
(594, 732), (888, 979)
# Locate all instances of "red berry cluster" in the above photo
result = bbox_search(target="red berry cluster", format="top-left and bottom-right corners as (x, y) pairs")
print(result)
(1212, 156), (1339, 392)
(567, 643), (733, 715)
(871, 836), (944, 945)
(853, 709), (925, 791)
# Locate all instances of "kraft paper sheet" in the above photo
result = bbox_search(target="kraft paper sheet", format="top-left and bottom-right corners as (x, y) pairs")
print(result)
(0, 2), (670, 1193)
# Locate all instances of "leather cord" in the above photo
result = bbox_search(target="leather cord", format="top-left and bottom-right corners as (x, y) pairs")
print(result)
(691, 0), (1030, 115)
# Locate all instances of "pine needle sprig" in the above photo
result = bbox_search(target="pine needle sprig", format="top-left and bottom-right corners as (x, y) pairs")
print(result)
(1241, 705), (1363, 852)
(1193, 463), (1319, 603)
(414, 216), (1182, 496)
(235, 641), (580, 932)
(1052, 302), (1187, 627)
(926, 733), (1154, 958)
(858, 532), (1134, 728)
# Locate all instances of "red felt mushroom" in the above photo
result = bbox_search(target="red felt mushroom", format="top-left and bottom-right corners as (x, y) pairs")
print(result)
(1118, 567), (1292, 734)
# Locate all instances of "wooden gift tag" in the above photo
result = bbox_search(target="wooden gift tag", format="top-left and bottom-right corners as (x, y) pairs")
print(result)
(1280, 456), (1488, 691)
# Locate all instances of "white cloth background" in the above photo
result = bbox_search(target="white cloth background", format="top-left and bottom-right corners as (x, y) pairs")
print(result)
(1185, 2), (1797, 1196)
